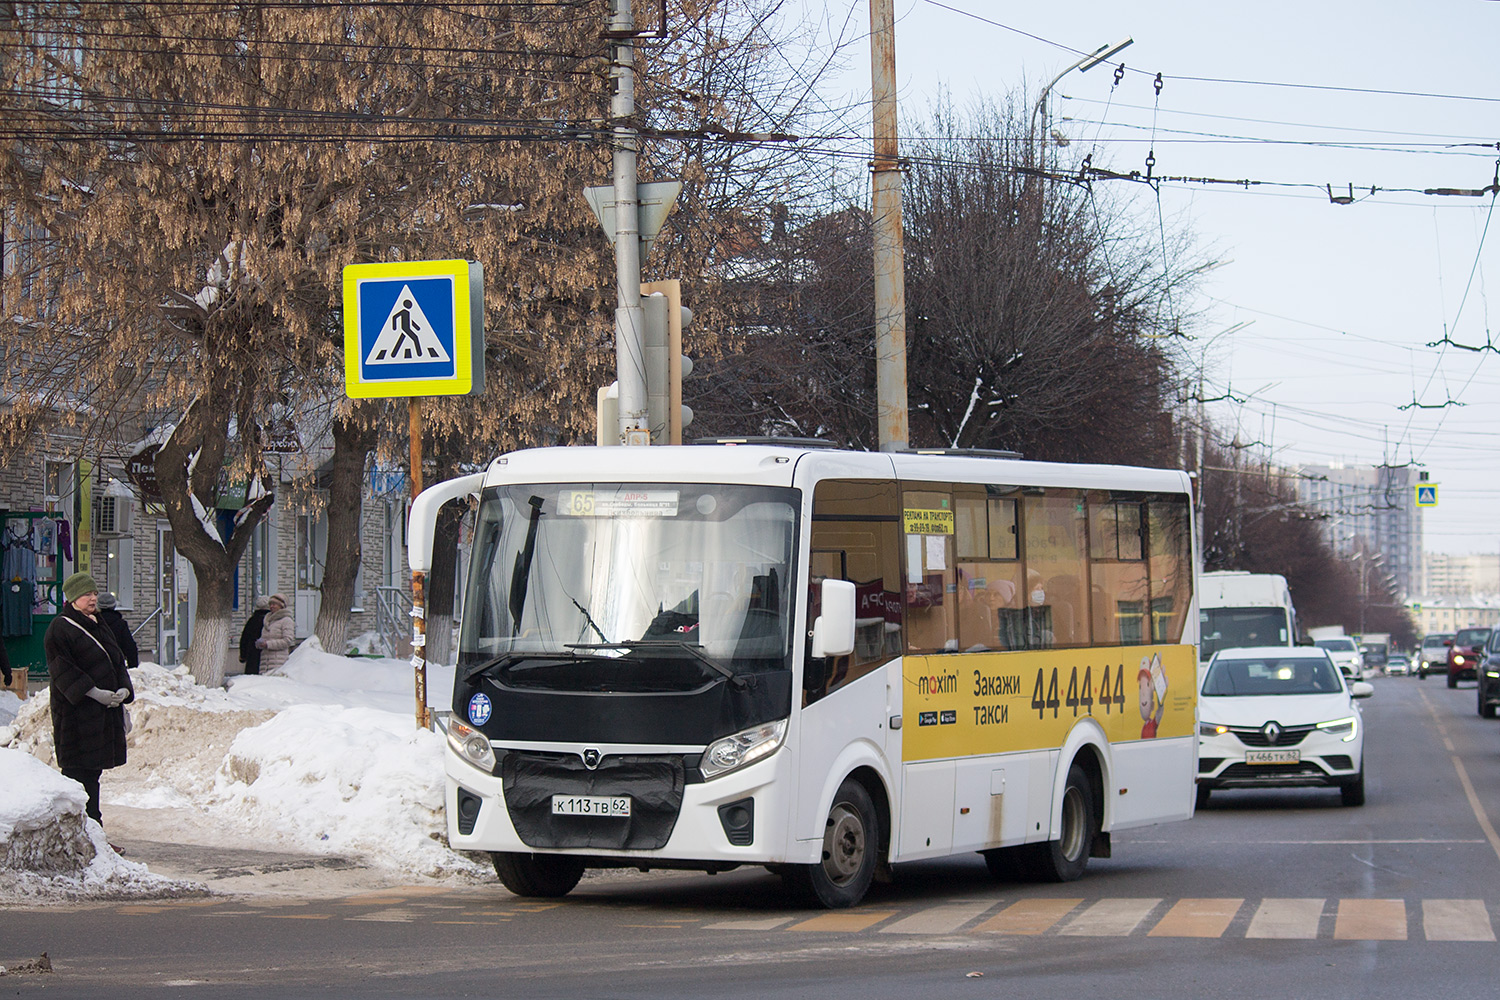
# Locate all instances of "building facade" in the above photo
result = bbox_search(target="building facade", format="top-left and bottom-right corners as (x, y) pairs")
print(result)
(1422, 552), (1500, 601)
(1407, 599), (1500, 636)
(1295, 463), (1423, 601)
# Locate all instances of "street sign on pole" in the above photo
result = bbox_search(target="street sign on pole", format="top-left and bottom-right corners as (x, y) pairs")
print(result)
(584, 180), (681, 260)
(342, 259), (485, 399)
(1415, 484), (1438, 507)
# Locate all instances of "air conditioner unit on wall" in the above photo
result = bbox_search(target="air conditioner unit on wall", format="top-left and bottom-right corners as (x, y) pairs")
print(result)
(93, 495), (133, 536)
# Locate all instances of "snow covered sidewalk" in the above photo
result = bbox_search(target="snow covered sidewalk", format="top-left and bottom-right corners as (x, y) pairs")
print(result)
(0, 640), (485, 905)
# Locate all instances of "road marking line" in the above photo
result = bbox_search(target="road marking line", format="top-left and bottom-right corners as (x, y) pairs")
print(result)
(1147, 898), (1243, 938)
(973, 898), (1082, 935)
(1057, 898), (1162, 937)
(704, 916), (797, 931)
(1245, 899), (1324, 939)
(347, 908), (418, 922)
(879, 901), (996, 935)
(264, 913), (334, 920)
(1423, 899), (1496, 941)
(1451, 756), (1500, 866)
(789, 910), (897, 933)
(1334, 899), (1407, 940)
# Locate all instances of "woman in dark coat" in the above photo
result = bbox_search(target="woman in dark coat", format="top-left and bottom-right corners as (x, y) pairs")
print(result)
(44, 571), (134, 827)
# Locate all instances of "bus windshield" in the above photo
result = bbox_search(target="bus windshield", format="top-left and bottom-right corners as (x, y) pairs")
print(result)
(1199, 607), (1289, 661)
(458, 482), (799, 692)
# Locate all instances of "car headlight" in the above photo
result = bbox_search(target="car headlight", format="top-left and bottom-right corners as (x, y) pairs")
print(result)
(1198, 722), (1229, 737)
(1487, 671), (1500, 679)
(702, 720), (787, 780)
(445, 718), (497, 773)
(1454, 655), (1467, 665)
(1317, 716), (1358, 742)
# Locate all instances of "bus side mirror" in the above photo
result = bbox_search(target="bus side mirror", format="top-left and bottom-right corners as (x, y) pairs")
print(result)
(811, 579), (857, 659)
(407, 472), (487, 572)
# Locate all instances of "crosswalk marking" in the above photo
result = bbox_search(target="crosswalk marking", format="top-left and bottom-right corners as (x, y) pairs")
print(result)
(704, 916), (797, 931)
(879, 901), (995, 935)
(1148, 898), (1244, 938)
(1057, 898), (1162, 937)
(974, 898), (1082, 935)
(1246, 898), (1324, 939)
(790, 910), (897, 933)
(1334, 899), (1407, 941)
(1422, 899), (1495, 941)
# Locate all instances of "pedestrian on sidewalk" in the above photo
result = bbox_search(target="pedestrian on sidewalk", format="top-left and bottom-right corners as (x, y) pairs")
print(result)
(238, 595), (271, 675)
(44, 571), (134, 829)
(96, 592), (139, 671)
(255, 593), (295, 674)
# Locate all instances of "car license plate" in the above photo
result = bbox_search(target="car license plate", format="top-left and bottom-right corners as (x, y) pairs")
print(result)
(1245, 750), (1300, 765)
(551, 795), (631, 817)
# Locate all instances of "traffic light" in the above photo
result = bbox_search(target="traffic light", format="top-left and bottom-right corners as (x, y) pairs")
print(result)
(641, 280), (694, 444)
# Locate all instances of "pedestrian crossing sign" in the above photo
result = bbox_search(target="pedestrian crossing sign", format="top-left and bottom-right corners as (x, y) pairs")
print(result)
(343, 259), (485, 398)
(1415, 484), (1438, 507)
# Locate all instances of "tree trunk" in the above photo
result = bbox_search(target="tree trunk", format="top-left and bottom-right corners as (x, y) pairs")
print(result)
(424, 504), (464, 665)
(314, 409), (376, 656)
(155, 392), (274, 687)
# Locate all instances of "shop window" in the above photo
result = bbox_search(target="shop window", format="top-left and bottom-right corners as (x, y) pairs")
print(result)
(806, 480), (902, 705)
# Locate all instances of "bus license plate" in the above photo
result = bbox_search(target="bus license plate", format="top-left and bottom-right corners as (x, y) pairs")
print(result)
(551, 795), (631, 817)
(1245, 750), (1300, 765)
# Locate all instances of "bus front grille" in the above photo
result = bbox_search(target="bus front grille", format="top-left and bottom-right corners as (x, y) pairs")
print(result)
(500, 750), (685, 851)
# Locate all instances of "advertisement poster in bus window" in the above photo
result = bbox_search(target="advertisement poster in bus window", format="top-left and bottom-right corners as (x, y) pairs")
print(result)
(902, 645), (1197, 761)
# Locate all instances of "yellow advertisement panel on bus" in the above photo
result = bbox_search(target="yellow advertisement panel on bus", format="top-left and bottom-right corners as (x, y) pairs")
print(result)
(902, 644), (1197, 761)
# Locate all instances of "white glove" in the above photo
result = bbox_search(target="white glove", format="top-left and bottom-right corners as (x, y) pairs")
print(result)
(86, 687), (115, 706)
(112, 687), (130, 707)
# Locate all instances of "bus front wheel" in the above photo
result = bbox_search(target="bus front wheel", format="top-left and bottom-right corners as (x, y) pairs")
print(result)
(1028, 764), (1097, 883)
(785, 778), (879, 908)
(491, 852), (585, 898)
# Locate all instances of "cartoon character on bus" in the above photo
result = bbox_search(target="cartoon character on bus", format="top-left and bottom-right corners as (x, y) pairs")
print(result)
(1138, 653), (1167, 738)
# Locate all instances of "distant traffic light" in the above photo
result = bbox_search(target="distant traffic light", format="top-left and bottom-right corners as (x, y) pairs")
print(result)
(641, 280), (693, 444)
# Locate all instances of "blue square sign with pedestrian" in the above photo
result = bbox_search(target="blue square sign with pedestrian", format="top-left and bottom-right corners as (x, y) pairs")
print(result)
(342, 259), (485, 399)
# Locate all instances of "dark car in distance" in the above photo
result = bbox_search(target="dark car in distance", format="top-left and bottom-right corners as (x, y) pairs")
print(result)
(1477, 630), (1500, 718)
(1447, 627), (1492, 689)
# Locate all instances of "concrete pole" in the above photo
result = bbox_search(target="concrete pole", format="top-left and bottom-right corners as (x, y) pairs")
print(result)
(610, 0), (649, 446)
(869, 0), (909, 452)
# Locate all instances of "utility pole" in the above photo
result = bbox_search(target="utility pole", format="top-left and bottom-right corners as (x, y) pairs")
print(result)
(609, 0), (649, 446)
(869, 0), (909, 452)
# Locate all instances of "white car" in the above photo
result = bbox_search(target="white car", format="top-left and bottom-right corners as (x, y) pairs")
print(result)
(1196, 646), (1372, 809)
(1312, 636), (1365, 681)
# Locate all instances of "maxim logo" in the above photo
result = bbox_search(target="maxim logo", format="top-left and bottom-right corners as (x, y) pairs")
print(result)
(919, 670), (959, 696)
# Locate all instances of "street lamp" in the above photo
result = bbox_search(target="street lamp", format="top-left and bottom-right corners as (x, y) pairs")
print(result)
(1031, 37), (1134, 171)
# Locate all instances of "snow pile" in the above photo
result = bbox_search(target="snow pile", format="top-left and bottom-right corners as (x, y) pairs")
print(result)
(0, 690), (20, 729)
(0, 748), (199, 901)
(1, 643), (482, 897)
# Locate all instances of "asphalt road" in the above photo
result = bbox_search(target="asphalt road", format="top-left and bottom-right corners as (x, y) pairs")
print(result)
(5, 673), (1500, 999)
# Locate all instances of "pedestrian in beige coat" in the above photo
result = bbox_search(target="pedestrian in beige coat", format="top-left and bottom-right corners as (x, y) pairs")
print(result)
(255, 593), (296, 673)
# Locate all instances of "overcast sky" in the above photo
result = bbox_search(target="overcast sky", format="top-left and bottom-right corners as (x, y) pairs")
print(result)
(793, 0), (1500, 555)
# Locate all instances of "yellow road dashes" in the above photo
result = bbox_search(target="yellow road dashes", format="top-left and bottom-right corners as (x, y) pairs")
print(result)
(1246, 898), (1325, 939)
(1334, 899), (1407, 940)
(974, 898), (1081, 935)
(790, 910), (897, 933)
(1148, 898), (1243, 938)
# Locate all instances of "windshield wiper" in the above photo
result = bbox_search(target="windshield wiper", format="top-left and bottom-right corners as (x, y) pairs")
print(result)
(463, 650), (588, 684)
(565, 640), (747, 690)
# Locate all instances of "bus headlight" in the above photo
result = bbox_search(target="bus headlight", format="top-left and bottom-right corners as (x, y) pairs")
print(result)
(1317, 716), (1358, 742)
(445, 718), (497, 773)
(702, 720), (787, 780)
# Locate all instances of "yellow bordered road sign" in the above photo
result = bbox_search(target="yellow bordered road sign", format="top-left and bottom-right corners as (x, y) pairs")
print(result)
(1415, 484), (1438, 507)
(343, 259), (484, 398)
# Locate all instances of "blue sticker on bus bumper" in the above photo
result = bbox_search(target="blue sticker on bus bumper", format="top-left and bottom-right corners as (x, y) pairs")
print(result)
(468, 692), (493, 726)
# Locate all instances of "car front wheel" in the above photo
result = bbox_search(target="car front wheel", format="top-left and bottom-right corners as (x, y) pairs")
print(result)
(1341, 767), (1366, 807)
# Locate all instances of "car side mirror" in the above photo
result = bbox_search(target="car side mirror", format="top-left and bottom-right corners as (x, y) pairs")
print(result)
(811, 579), (857, 659)
(1444, 640), (1454, 647)
(1351, 681), (1374, 699)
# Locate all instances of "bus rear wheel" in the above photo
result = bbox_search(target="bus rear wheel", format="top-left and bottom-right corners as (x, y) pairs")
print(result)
(785, 778), (879, 908)
(1027, 764), (1097, 883)
(491, 852), (585, 898)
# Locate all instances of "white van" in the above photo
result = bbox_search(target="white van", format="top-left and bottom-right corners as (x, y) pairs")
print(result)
(1198, 571), (1297, 665)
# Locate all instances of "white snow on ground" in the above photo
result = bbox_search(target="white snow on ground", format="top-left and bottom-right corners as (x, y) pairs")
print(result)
(0, 638), (481, 902)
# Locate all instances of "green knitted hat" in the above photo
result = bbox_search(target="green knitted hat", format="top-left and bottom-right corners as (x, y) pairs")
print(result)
(63, 571), (99, 603)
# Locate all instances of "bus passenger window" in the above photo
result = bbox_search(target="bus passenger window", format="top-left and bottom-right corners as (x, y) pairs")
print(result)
(1089, 498), (1150, 646)
(903, 489), (957, 653)
(1148, 500), (1193, 642)
(1023, 491), (1091, 648)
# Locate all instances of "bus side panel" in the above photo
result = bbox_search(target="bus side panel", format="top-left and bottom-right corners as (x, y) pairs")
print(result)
(792, 664), (898, 848)
(1108, 736), (1197, 829)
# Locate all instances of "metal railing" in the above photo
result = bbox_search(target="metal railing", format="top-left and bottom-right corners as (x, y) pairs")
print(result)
(374, 585), (413, 658)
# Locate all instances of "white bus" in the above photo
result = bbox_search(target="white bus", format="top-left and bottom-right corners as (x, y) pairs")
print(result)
(410, 443), (1199, 908)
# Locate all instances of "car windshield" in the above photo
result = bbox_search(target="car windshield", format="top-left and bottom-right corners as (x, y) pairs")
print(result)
(1199, 607), (1290, 662)
(1455, 628), (1491, 647)
(1423, 635), (1453, 651)
(1314, 638), (1356, 653)
(1202, 656), (1345, 697)
(458, 482), (799, 692)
